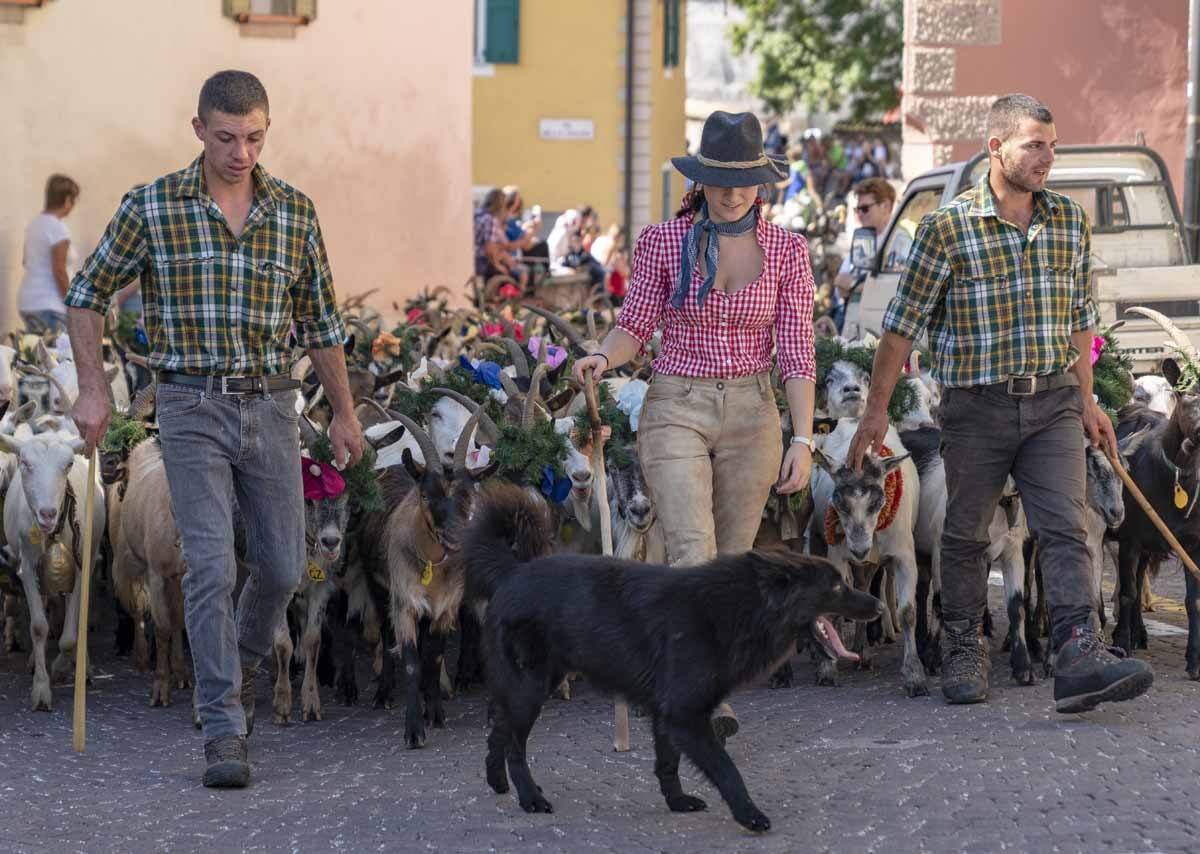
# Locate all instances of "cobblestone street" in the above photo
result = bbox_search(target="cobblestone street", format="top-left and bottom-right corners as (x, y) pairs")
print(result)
(2, 567), (1198, 854)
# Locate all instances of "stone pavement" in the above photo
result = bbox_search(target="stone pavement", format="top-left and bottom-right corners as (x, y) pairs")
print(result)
(1, 566), (1198, 854)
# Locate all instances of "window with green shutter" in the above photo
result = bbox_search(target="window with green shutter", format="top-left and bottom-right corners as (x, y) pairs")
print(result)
(484, 0), (520, 65)
(663, 0), (680, 69)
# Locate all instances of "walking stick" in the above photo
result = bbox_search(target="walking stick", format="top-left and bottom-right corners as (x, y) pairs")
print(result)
(73, 449), (99, 754)
(583, 375), (631, 752)
(1107, 449), (1200, 583)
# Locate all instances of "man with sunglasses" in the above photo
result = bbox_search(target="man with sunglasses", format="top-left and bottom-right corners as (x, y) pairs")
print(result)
(832, 178), (911, 327)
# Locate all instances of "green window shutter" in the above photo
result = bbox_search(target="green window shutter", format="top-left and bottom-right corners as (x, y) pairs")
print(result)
(663, 0), (680, 68)
(223, 0), (252, 18)
(294, 0), (317, 20)
(485, 0), (520, 64)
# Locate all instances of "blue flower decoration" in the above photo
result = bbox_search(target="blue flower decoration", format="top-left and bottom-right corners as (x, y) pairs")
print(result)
(541, 465), (572, 503)
(458, 355), (504, 390)
(134, 326), (149, 347)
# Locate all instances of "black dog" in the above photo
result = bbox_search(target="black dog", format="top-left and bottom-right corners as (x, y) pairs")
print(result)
(464, 484), (884, 832)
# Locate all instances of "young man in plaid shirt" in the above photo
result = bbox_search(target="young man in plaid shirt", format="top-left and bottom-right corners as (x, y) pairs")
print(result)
(66, 71), (363, 787)
(849, 94), (1153, 713)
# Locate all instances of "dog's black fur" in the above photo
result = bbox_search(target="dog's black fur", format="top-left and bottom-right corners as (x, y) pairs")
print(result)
(464, 484), (885, 832)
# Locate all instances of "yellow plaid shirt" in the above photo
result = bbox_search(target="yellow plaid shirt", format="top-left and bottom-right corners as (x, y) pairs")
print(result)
(882, 175), (1099, 388)
(66, 156), (345, 375)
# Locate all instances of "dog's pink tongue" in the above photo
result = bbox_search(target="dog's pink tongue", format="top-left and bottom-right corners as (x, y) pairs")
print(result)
(817, 616), (859, 662)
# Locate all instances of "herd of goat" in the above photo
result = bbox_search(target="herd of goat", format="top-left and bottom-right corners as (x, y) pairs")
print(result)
(0, 293), (1198, 751)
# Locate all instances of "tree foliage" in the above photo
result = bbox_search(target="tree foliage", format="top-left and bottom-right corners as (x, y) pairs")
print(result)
(729, 0), (902, 120)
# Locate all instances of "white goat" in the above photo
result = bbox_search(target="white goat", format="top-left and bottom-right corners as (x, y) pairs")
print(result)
(0, 345), (16, 406)
(0, 431), (105, 711)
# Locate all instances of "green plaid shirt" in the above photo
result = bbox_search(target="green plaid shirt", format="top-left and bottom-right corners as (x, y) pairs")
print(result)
(882, 175), (1099, 388)
(66, 155), (345, 375)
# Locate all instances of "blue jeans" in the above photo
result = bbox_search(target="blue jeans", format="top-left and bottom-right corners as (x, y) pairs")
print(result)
(20, 310), (66, 333)
(156, 382), (305, 740)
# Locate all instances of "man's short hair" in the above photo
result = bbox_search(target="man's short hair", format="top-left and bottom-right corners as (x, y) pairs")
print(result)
(986, 94), (1053, 146)
(44, 174), (80, 210)
(853, 177), (895, 206)
(198, 70), (270, 122)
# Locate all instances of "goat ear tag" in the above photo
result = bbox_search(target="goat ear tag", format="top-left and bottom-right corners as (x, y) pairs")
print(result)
(28, 526), (43, 546)
(421, 561), (434, 586)
(307, 562), (326, 583)
(1176, 483), (1189, 510)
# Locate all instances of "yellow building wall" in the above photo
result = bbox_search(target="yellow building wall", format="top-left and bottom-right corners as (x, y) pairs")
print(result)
(648, 0), (688, 223)
(473, 1), (625, 220)
(0, 0), (473, 330)
(472, 0), (687, 229)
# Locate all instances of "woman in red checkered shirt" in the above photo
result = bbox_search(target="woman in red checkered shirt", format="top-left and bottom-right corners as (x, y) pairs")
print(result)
(574, 111), (817, 739)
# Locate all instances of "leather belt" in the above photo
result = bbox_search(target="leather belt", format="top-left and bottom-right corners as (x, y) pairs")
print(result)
(157, 371), (301, 395)
(980, 372), (1079, 397)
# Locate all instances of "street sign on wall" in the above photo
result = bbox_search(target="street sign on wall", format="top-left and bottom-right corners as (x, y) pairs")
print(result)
(539, 118), (595, 141)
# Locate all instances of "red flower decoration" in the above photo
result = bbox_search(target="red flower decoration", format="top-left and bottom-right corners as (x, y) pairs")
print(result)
(406, 308), (427, 326)
(498, 284), (521, 300)
(302, 456), (346, 501)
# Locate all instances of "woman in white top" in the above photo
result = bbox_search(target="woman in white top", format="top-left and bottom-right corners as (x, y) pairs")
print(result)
(19, 174), (79, 333)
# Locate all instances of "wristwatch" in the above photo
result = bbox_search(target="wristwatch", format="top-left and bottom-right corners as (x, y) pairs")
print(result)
(790, 435), (814, 449)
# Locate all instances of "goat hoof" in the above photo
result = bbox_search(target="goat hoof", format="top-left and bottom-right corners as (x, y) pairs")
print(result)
(273, 712), (290, 726)
(904, 680), (930, 698)
(1012, 669), (1035, 686)
(31, 681), (52, 712)
(405, 722), (427, 749)
(150, 682), (170, 707)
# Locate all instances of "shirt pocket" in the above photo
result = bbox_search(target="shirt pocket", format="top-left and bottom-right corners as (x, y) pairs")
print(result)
(947, 259), (1016, 344)
(153, 252), (216, 340)
(244, 258), (296, 339)
(1036, 265), (1075, 321)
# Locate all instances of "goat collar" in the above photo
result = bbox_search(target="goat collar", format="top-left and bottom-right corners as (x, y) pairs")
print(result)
(1160, 447), (1200, 518)
(824, 444), (904, 546)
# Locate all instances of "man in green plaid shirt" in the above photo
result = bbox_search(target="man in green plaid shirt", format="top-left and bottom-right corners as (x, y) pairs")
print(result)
(65, 71), (363, 788)
(850, 95), (1151, 714)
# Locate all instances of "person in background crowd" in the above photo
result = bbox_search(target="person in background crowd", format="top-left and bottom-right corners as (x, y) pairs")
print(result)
(547, 209), (581, 266)
(475, 188), (525, 286)
(782, 144), (819, 204)
(579, 205), (601, 251)
(18, 174), (80, 334)
(829, 177), (905, 330)
(562, 229), (607, 287)
(590, 224), (631, 301)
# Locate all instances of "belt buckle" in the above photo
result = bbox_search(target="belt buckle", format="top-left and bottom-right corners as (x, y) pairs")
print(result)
(220, 376), (246, 395)
(1006, 376), (1036, 396)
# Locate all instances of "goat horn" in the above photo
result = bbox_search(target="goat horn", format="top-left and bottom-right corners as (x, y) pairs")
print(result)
(298, 415), (321, 450)
(384, 409), (442, 470)
(498, 371), (521, 398)
(357, 396), (392, 422)
(290, 354), (313, 382)
(522, 304), (587, 352)
(523, 364), (548, 427)
(1125, 306), (1200, 365)
(453, 409), (484, 479)
(586, 310), (598, 342)
(347, 318), (373, 348)
(472, 341), (506, 359)
(430, 387), (500, 445)
(129, 385), (157, 421)
(0, 400), (8, 421)
(305, 385), (326, 414)
(521, 313), (538, 343)
(373, 368), (407, 391)
(502, 338), (530, 378)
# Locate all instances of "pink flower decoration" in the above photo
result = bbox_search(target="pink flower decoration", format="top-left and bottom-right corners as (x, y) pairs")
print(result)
(302, 456), (346, 501)
(528, 336), (568, 369)
(406, 308), (427, 326)
(1090, 335), (1105, 366)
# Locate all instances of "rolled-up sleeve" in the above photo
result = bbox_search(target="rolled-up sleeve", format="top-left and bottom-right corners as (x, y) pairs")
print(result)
(615, 224), (669, 344)
(64, 192), (148, 315)
(881, 213), (951, 340)
(292, 212), (346, 350)
(775, 232), (816, 382)
(1070, 213), (1100, 332)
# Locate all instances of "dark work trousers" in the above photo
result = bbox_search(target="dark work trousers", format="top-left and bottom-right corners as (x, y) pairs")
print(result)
(939, 382), (1094, 649)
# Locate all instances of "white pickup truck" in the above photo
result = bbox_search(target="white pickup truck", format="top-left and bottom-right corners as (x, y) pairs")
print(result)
(842, 145), (1199, 373)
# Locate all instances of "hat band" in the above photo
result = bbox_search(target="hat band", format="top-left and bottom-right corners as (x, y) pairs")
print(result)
(695, 153), (770, 169)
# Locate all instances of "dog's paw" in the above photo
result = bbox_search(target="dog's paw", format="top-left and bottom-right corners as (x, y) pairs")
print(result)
(734, 806), (771, 833)
(666, 794), (707, 813)
(767, 662), (793, 689)
(519, 792), (554, 814)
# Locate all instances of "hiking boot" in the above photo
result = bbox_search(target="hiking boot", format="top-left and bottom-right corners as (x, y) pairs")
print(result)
(241, 665), (259, 736)
(1054, 626), (1154, 714)
(711, 701), (739, 745)
(202, 735), (250, 789)
(940, 619), (991, 704)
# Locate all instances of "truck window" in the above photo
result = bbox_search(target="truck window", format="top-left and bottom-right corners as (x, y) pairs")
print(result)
(881, 187), (943, 273)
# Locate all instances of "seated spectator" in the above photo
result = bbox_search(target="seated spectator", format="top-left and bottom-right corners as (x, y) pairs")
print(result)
(578, 205), (601, 251)
(562, 229), (606, 287)
(474, 188), (527, 286)
(547, 209), (581, 266)
(590, 225), (630, 301)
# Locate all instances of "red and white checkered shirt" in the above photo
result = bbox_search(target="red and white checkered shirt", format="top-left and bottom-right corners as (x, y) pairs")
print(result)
(616, 212), (816, 382)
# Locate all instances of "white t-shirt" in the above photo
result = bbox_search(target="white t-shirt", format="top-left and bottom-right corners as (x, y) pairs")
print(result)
(19, 213), (73, 315)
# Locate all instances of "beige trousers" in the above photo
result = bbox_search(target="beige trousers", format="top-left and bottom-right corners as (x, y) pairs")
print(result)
(637, 373), (783, 568)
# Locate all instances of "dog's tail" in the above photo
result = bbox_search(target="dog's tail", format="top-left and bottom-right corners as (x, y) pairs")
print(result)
(463, 481), (555, 604)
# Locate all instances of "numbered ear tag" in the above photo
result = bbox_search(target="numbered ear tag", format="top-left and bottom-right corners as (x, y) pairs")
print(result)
(28, 526), (43, 547)
(307, 561), (326, 583)
(421, 561), (434, 586)
(1175, 483), (1189, 510)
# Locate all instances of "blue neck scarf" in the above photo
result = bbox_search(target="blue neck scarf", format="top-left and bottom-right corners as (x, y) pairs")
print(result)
(671, 201), (759, 309)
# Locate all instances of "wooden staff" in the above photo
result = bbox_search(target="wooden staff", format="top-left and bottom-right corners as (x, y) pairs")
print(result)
(73, 450), (99, 753)
(583, 376), (631, 752)
(1107, 449), (1200, 582)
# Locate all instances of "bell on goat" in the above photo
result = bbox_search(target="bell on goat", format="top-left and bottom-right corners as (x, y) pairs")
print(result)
(44, 543), (75, 596)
